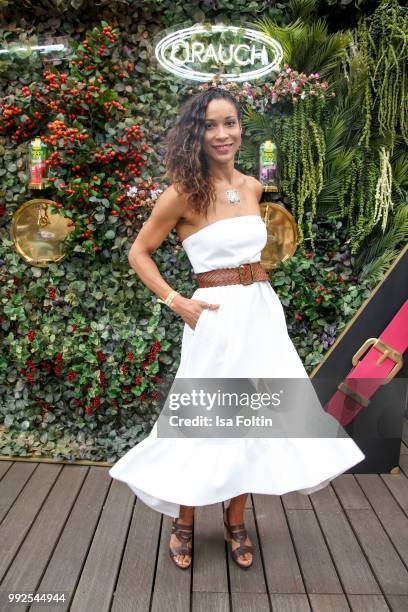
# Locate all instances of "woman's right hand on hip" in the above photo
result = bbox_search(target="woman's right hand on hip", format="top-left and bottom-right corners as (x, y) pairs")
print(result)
(170, 294), (220, 331)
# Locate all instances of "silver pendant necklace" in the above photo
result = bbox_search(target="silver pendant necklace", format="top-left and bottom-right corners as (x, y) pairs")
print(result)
(226, 189), (241, 205)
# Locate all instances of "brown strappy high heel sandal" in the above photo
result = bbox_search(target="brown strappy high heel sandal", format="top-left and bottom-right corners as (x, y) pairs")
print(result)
(223, 506), (254, 569)
(169, 518), (193, 569)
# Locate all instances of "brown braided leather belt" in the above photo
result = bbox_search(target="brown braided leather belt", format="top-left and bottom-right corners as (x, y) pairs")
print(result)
(196, 262), (269, 288)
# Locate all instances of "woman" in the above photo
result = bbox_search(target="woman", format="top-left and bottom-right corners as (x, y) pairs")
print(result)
(109, 87), (365, 571)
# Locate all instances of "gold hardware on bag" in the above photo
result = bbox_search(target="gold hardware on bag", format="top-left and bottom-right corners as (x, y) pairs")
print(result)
(337, 382), (370, 407)
(352, 338), (403, 384)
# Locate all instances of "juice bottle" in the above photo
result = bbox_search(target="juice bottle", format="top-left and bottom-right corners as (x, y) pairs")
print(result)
(29, 137), (48, 189)
(259, 140), (277, 186)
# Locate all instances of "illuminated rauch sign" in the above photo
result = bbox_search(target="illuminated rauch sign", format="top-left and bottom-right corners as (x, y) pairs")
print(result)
(155, 24), (283, 82)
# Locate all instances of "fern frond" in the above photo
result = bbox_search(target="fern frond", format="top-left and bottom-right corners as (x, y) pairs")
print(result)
(242, 106), (275, 140)
(356, 203), (408, 272)
(287, 0), (318, 21)
(391, 142), (408, 190)
(359, 249), (401, 284)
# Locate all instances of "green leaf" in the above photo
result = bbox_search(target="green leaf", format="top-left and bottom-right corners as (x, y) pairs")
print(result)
(4, 414), (14, 427)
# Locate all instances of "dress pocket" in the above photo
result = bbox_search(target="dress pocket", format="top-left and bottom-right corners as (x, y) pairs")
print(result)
(194, 308), (208, 333)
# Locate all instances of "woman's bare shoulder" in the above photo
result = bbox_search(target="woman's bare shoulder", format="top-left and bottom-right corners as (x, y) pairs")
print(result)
(157, 183), (188, 204)
(154, 184), (189, 217)
(237, 172), (263, 202)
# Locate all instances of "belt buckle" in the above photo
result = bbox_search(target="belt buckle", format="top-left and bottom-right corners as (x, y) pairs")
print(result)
(238, 263), (254, 285)
(352, 337), (403, 385)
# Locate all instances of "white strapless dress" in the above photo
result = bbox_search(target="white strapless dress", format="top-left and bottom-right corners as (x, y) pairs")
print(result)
(109, 215), (365, 517)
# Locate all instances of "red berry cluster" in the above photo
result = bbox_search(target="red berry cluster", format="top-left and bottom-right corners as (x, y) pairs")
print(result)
(19, 358), (37, 385)
(102, 100), (127, 116)
(46, 151), (64, 169)
(124, 125), (142, 140)
(44, 70), (67, 89)
(36, 398), (51, 420)
(48, 287), (56, 301)
(93, 396), (101, 409)
(101, 25), (118, 44)
(43, 120), (89, 147)
(97, 350), (106, 362)
(41, 70), (107, 117)
(292, 269), (347, 322)
(41, 360), (54, 373)
(94, 144), (117, 164)
(141, 339), (161, 371)
(0, 102), (36, 141)
(81, 25), (118, 60)
(54, 352), (63, 376)
(1, 103), (22, 120)
(112, 125), (148, 179)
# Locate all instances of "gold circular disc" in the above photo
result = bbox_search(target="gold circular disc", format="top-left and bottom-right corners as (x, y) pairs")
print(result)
(10, 199), (75, 268)
(260, 202), (298, 270)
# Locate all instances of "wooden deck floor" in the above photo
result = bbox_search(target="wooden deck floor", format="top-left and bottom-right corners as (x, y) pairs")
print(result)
(1, 429), (408, 612)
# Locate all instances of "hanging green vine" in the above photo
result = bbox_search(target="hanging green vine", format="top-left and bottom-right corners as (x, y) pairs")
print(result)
(358, 0), (408, 150)
(333, 146), (380, 254)
(338, 0), (406, 254)
(275, 96), (326, 252)
(356, 18), (374, 149)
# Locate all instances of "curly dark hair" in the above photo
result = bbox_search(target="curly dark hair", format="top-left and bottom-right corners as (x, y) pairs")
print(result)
(163, 87), (242, 219)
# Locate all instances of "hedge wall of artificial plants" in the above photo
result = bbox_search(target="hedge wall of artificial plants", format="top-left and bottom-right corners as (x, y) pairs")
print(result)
(0, 0), (406, 461)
